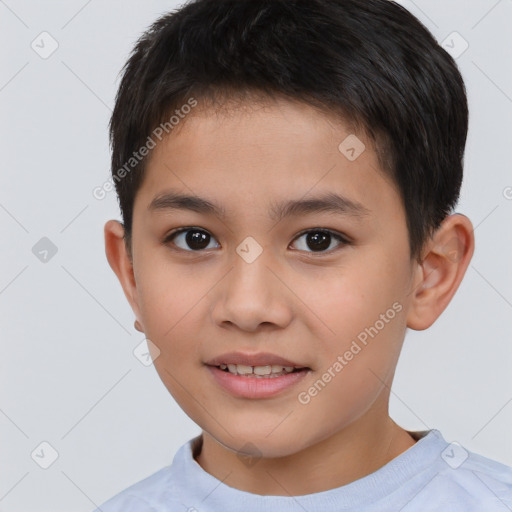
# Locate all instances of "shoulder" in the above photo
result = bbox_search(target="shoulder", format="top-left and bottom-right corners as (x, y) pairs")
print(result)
(90, 435), (202, 512)
(417, 436), (512, 510)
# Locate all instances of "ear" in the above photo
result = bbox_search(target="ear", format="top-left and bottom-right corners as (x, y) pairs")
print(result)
(104, 220), (143, 329)
(406, 213), (475, 330)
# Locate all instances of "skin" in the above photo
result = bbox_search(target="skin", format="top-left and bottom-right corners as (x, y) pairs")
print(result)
(104, 96), (475, 496)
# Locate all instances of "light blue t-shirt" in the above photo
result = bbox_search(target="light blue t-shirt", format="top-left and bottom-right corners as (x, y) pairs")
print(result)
(93, 429), (512, 511)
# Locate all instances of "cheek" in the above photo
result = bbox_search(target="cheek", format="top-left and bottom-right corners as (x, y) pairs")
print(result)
(295, 304), (406, 440)
(295, 256), (403, 339)
(295, 252), (408, 387)
(133, 255), (236, 397)
(134, 256), (207, 348)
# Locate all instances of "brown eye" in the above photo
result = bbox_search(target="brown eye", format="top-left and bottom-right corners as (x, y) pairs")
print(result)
(291, 229), (348, 253)
(164, 228), (219, 251)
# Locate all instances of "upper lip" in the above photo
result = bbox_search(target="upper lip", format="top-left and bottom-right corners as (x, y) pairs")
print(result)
(205, 351), (309, 368)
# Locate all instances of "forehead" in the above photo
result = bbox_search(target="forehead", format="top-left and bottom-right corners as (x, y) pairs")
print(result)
(162, 95), (361, 156)
(136, 96), (400, 224)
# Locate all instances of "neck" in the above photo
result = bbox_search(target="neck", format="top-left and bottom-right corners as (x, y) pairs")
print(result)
(194, 410), (416, 496)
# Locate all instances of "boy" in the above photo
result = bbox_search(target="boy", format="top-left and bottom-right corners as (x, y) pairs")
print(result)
(95, 0), (512, 510)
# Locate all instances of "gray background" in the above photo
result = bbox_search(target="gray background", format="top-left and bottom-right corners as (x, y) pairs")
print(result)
(1, 0), (511, 511)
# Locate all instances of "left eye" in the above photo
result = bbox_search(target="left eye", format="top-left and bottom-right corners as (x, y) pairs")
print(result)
(290, 229), (348, 253)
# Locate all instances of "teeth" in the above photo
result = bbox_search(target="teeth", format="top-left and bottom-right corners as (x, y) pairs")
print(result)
(235, 364), (252, 375)
(254, 365), (272, 376)
(219, 363), (299, 376)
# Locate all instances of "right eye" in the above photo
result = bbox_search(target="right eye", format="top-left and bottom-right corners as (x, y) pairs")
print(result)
(163, 227), (220, 252)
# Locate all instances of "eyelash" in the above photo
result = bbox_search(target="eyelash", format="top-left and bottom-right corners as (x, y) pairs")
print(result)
(162, 227), (351, 255)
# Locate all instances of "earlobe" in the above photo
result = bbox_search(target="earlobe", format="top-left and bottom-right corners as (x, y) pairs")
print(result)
(406, 214), (475, 331)
(104, 219), (143, 325)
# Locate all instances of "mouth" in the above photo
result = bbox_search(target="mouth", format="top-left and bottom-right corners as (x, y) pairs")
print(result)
(212, 363), (309, 378)
(204, 351), (310, 371)
(204, 351), (312, 398)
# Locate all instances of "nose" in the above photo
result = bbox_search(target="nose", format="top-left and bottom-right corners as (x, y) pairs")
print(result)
(210, 250), (294, 333)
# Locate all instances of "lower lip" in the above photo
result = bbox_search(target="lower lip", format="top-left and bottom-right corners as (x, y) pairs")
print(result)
(206, 365), (311, 399)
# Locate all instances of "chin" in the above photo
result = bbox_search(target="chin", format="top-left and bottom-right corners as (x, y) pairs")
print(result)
(212, 427), (309, 459)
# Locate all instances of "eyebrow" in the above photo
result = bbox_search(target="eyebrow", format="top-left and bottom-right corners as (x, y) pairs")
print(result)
(148, 190), (370, 222)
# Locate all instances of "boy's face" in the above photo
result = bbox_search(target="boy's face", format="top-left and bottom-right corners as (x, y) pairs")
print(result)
(120, 97), (420, 457)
